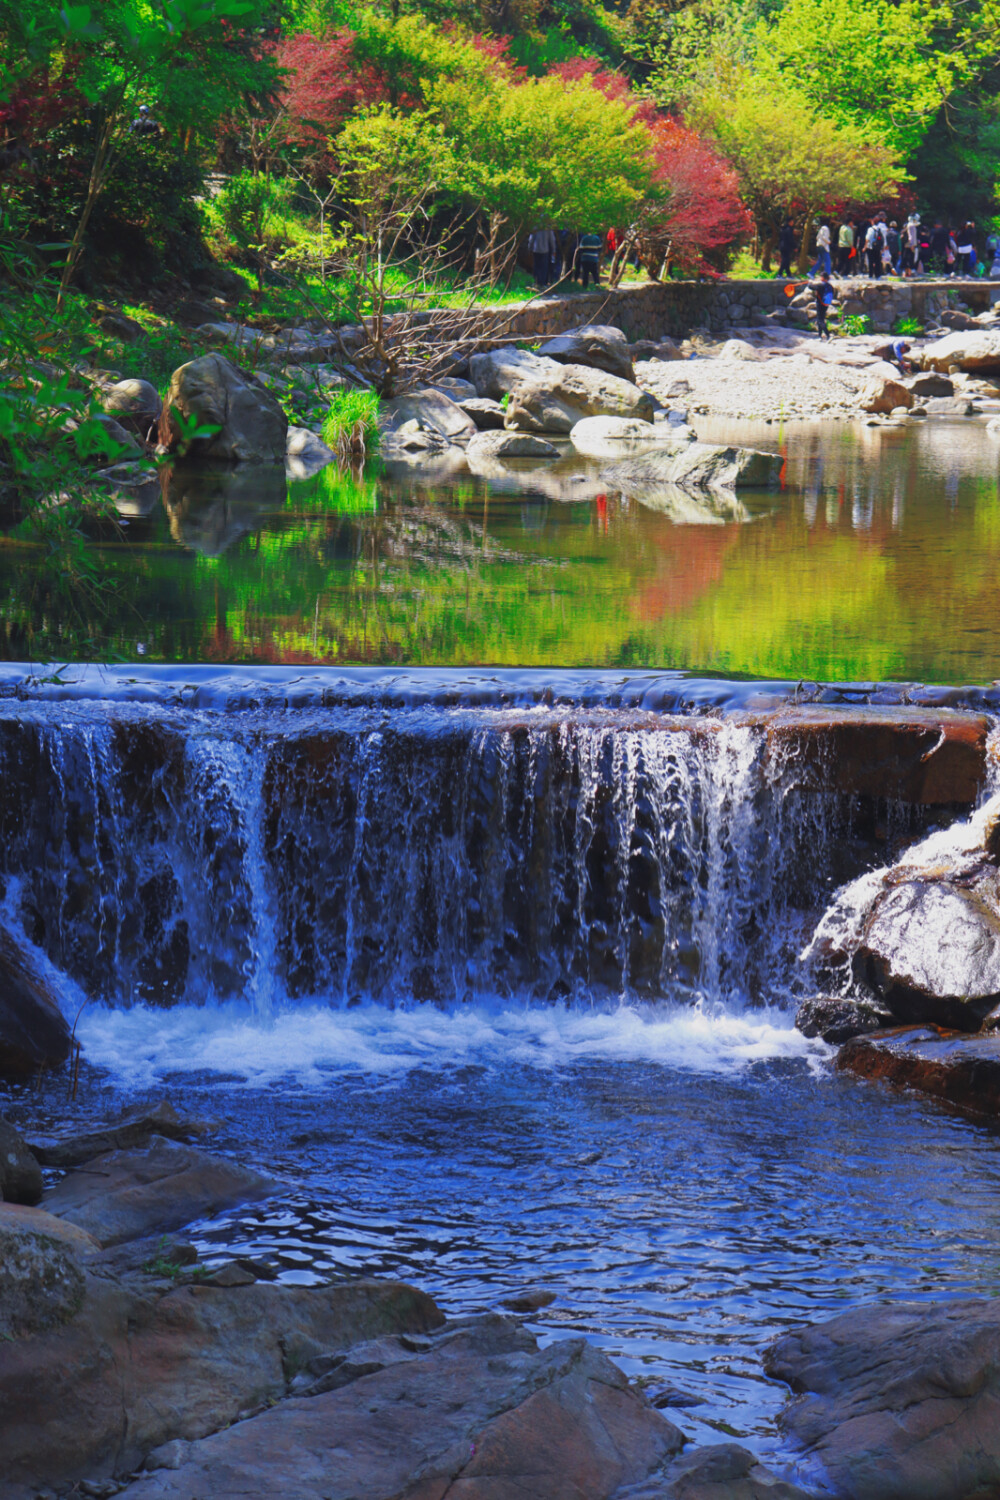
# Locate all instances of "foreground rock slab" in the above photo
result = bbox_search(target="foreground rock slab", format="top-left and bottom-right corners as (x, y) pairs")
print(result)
(837, 1024), (1000, 1117)
(115, 1316), (682, 1500)
(31, 1098), (215, 1169)
(41, 1137), (273, 1246)
(766, 1297), (1000, 1500)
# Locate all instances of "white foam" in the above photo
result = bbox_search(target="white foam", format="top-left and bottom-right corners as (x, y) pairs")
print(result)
(75, 998), (826, 1090)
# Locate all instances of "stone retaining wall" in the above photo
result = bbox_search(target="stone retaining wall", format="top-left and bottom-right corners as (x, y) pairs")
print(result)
(434, 277), (1000, 345)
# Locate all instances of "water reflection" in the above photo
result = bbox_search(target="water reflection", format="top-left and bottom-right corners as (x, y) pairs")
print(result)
(1, 418), (999, 680)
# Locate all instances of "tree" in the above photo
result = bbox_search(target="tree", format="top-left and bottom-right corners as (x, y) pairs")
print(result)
(639, 116), (751, 274)
(691, 65), (905, 268)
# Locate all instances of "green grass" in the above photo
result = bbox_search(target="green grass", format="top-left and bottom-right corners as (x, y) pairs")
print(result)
(321, 389), (381, 461)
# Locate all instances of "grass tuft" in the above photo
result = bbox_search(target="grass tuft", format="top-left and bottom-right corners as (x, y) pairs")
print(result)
(322, 388), (381, 464)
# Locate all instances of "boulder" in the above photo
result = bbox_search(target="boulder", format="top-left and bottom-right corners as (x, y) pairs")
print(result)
(0, 1274), (443, 1492)
(794, 996), (893, 1045)
(603, 444), (782, 495)
(921, 329), (1000, 373)
(459, 396), (506, 430)
(468, 347), (554, 402)
(0, 928), (72, 1079)
(631, 338), (683, 362)
(466, 431), (560, 461)
(42, 1137), (273, 1247)
(102, 378), (161, 440)
(538, 325), (635, 381)
(0, 1217), (86, 1338)
(939, 309), (979, 330)
(506, 366), (655, 434)
(382, 389), (477, 443)
(285, 425), (336, 481)
(158, 355), (288, 464)
(856, 376), (913, 414)
(765, 1297), (1000, 1500)
(837, 1025), (1000, 1117)
(621, 1442), (819, 1499)
(0, 1119), (42, 1205)
(570, 415), (685, 459)
(112, 1316), (682, 1500)
(97, 310), (145, 343)
(31, 1099), (214, 1170)
(430, 376), (478, 402)
(922, 395), (975, 415)
(718, 338), (763, 362)
(0, 1201), (99, 1255)
(903, 372), (954, 398)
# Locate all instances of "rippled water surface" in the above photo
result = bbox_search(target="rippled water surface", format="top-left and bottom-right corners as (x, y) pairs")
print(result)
(5, 418), (1000, 681)
(15, 1000), (1000, 1464)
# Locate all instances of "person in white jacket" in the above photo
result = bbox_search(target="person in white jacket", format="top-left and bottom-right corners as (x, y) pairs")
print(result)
(811, 222), (832, 277)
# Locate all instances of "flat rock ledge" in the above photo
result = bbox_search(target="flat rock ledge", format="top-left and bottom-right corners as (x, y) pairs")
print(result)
(837, 1024), (1000, 1117)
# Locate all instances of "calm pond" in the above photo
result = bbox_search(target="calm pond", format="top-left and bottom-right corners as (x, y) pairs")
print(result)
(4, 415), (1000, 680)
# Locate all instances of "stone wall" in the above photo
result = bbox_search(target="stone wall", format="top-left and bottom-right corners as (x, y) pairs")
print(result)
(433, 277), (1000, 346)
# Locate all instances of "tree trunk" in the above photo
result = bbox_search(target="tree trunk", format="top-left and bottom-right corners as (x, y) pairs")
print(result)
(57, 112), (117, 310)
(760, 227), (776, 274)
(797, 215), (813, 275)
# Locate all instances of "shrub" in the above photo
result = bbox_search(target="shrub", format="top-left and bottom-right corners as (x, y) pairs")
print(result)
(322, 389), (381, 462)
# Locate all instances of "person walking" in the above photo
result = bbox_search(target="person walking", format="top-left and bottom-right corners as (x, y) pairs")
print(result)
(904, 215), (923, 276)
(887, 220), (901, 274)
(777, 218), (796, 278)
(811, 220), (832, 276)
(958, 222), (977, 276)
(578, 230), (603, 287)
(864, 222), (879, 278)
(528, 227), (557, 289)
(810, 271), (836, 339)
(837, 219), (854, 276)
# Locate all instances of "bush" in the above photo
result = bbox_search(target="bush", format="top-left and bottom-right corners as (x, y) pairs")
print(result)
(841, 312), (872, 335)
(322, 388), (381, 461)
(893, 316), (923, 335)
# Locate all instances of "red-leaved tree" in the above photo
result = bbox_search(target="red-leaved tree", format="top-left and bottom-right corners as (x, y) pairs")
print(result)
(274, 31), (386, 164)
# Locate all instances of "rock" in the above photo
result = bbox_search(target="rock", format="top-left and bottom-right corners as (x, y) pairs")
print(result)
(41, 1137), (273, 1247)
(0, 1202), (100, 1256)
(111, 1316), (682, 1500)
(0, 1275), (443, 1493)
(631, 338), (683, 361)
(204, 1262), (258, 1288)
(538, 325), (635, 381)
(467, 347), (552, 401)
(430, 376), (478, 401)
(91, 413), (142, 461)
(922, 395), (975, 415)
(794, 996), (893, 1045)
(837, 1025), (1000, 1117)
(506, 364), (655, 434)
(102, 378), (161, 441)
(285, 425), (336, 480)
(569, 415), (684, 459)
(718, 338), (762, 362)
(939, 309), (979, 330)
(381, 389), (477, 443)
(459, 396), (506, 430)
(856, 375), (913, 414)
(921, 329), (1000, 373)
(603, 444), (782, 494)
(903, 372), (954, 398)
(0, 1119), (42, 1205)
(0, 1217), (86, 1338)
(620, 1441), (819, 1499)
(158, 355), (288, 464)
(289, 1332), (421, 1396)
(0, 928), (72, 1079)
(502, 1287), (557, 1312)
(765, 1297), (1000, 1500)
(466, 431), (560, 461)
(97, 310), (145, 343)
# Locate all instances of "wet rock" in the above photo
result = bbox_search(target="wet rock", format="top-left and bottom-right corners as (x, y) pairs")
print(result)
(603, 444), (781, 494)
(903, 372), (953, 398)
(459, 396), (506, 430)
(32, 1100), (215, 1170)
(0, 1118), (42, 1204)
(765, 1296), (1000, 1500)
(922, 395), (975, 415)
(502, 1286), (557, 1312)
(0, 928), (72, 1079)
(41, 1137), (273, 1247)
(856, 375), (913, 414)
(794, 996), (893, 1044)
(0, 1275), (443, 1493)
(102, 379), (161, 441)
(837, 1025), (1000, 1117)
(158, 354), (288, 464)
(0, 1217), (86, 1337)
(921, 328), (1000, 373)
(538, 324), (635, 382)
(619, 1442), (819, 1499)
(382, 389), (477, 443)
(467, 430), (560, 461)
(505, 363), (655, 433)
(111, 1315), (682, 1500)
(285, 425), (336, 480)
(939, 309), (979, 330)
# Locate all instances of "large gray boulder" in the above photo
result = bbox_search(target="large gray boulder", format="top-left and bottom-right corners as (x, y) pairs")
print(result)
(466, 431), (560, 461)
(603, 444), (782, 495)
(468, 348), (555, 401)
(506, 364), (655, 433)
(0, 928), (72, 1080)
(159, 354), (288, 464)
(766, 1297), (1000, 1500)
(382, 388), (477, 443)
(538, 324), (635, 381)
(102, 378), (161, 440)
(113, 1316), (682, 1500)
(921, 329), (1000, 373)
(460, 396), (506, 430)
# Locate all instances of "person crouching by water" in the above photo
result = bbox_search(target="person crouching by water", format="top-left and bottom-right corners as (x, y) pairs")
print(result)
(873, 338), (914, 375)
(811, 271), (836, 339)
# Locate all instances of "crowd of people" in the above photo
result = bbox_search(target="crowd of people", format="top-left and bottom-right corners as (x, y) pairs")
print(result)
(527, 227), (641, 289)
(778, 214), (1000, 281)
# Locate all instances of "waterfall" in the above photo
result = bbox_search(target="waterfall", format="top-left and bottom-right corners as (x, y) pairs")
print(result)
(0, 686), (943, 1017)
